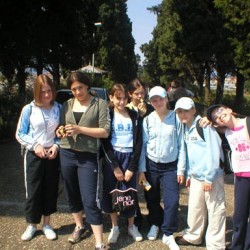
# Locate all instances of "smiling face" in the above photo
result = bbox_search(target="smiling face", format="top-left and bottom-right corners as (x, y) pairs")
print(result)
(149, 95), (168, 112)
(109, 90), (128, 112)
(211, 106), (232, 126)
(34, 74), (56, 107)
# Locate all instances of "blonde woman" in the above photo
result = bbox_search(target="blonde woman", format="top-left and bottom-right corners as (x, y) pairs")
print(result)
(16, 74), (61, 241)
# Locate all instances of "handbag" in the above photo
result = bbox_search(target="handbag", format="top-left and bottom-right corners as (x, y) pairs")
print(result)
(110, 181), (138, 212)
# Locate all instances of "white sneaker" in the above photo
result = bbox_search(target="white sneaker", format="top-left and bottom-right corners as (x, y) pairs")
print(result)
(42, 224), (57, 240)
(162, 234), (180, 250)
(147, 225), (159, 240)
(21, 225), (37, 241)
(108, 226), (120, 243)
(128, 225), (143, 242)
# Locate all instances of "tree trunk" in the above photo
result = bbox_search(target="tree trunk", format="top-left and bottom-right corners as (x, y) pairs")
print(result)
(16, 66), (26, 95)
(36, 56), (43, 75)
(52, 63), (60, 89)
(215, 66), (225, 104)
(204, 62), (211, 103)
(197, 75), (204, 97)
(234, 70), (244, 113)
(193, 64), (205, 98)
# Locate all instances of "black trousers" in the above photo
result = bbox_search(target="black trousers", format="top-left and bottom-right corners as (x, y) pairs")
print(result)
(229, 176), (250, 250)
(24, 151), (60, 224)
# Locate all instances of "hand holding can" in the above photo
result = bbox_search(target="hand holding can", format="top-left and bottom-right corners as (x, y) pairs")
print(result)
(140, 180), (151, 191)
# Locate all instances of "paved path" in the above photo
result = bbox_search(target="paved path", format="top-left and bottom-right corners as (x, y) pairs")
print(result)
(0, 140), (234, 249)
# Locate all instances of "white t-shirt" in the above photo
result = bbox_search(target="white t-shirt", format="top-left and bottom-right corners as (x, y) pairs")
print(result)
(111, 112), (133, 151)
(226, 118), (250, 173)
(41, 108), (51, 127)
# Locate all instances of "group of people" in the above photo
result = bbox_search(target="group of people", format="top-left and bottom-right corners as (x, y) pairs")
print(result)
(16, 72), (250, 250)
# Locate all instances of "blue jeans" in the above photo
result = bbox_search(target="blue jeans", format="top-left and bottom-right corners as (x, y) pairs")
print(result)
(60, 148), (102, 225)
(230, 176), (250, 250)
(145, 158), (179, 236)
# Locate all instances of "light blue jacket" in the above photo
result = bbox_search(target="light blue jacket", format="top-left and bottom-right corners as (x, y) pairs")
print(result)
(16, 101), (61, 151)
(184, 115), (224, 183)
(138, 110), (186, 175)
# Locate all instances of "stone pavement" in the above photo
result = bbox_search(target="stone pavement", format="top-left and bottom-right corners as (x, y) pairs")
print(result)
(0, 140), (234, 250)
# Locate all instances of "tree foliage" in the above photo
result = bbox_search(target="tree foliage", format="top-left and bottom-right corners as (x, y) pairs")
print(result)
(214, 0), (250, 109)
(141, 0), (248, 107)
(0, 0), (137, 92)
(98, 0), (137, 83)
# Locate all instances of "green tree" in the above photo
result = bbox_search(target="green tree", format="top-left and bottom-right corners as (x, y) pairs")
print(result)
(214, 0), (250, 110)
(140, 40), (162, 87)
(166, 0), (234, 102)
(0, 0), (33, 94)
(142, 1), (200, 89)
(97, 0), (137, 83)
(142, 0), (236, 104)
(26, 0), (97, 88)
(0, 0), (98, 91)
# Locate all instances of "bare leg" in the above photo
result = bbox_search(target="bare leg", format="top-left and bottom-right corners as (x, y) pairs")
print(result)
(110, 212), (118, 227)
(72, 211), (84, 228)
(128, 216), (134, 227)
(91, 224), (103, 245)
(43, 215), (50, 225)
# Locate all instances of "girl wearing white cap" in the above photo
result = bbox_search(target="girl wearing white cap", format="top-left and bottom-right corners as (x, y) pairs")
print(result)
(138, 86), (186, 250)
(174, 97), (226, 250)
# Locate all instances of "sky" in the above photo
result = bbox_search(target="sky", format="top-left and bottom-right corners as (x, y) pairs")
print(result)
(126, 0), (162, 62)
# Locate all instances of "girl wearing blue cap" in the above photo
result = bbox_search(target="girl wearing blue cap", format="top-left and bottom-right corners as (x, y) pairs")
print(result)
(138, 86), (186, 250)
(174, 98), (226, 250)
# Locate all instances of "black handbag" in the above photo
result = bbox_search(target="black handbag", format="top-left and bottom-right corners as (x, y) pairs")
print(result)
(110, 181), (138, 212)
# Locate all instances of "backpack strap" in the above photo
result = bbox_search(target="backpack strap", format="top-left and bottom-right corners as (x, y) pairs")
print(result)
(246, 117), (250, 137)
(196, 119), (205, 141)
(20, 104), (32, 156)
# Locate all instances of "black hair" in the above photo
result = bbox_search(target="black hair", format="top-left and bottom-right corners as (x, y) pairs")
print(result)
(67, 71), (91, 89)
(127, 78), (146, 93)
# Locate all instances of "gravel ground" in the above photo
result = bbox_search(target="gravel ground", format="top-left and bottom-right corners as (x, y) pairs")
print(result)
(0, 140), (234, 249)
